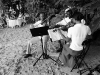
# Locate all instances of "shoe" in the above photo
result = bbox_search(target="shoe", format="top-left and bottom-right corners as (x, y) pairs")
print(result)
(24, 54), (32, 58)
(56, 47), (63, 53)
(43, 54), (50, 59)
(56, 59), (64, 66)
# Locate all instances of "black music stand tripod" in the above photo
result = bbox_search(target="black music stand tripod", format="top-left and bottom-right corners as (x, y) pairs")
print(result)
(30, 26), (58, 66)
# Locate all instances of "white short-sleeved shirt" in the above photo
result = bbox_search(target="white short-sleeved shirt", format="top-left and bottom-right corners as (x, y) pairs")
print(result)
(33, 20), (45, 28)
(56, 17), (71, 26)
(67, 23), (91, 51)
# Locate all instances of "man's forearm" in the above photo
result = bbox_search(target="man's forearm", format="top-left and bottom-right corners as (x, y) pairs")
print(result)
(56, 22), (61, 25)
(58, 31), (70, 42)
(30, 24), (34, 29)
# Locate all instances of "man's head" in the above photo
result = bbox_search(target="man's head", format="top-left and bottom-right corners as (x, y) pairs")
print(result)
(65, 10), (72, 18)
(72, 12), (84, 23)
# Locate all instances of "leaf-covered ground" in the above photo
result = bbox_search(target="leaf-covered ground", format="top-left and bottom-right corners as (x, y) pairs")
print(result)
(0, 24), (100, 75)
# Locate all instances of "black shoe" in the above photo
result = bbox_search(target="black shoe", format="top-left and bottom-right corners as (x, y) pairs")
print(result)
(24, 54), (32, 58)
(56, 50), (62, 53)
(56, 47), (63, 53)
(56, 59), (64, 66)
(43, 54), (50, 59)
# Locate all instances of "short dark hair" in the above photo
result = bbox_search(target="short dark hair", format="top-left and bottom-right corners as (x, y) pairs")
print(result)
(1, 14), (4, 17)
(66, 10), (73, 18)
(72, 12), (84, 22)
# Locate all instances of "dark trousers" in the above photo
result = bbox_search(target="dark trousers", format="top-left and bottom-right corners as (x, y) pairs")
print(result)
(59, 44), (82, 68)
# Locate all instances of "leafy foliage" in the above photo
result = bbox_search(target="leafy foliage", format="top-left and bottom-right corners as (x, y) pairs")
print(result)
(0, 0), (100, 23)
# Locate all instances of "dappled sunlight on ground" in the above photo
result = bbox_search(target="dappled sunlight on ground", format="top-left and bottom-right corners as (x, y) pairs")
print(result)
(0, 25), (100, 75)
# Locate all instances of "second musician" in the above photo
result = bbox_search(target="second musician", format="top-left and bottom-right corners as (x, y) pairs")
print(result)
(24, 12), (49, 58)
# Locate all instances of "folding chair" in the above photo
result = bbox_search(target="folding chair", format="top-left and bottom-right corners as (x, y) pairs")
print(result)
(70, 39), (91, 75)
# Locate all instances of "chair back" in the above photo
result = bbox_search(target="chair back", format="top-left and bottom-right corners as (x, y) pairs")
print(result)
(82, 39), (91, 55)
(77, 39), (91, 60)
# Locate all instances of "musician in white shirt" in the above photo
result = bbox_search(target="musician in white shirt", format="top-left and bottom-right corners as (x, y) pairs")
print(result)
(56, 10), (72, 26)
(53, 10), (72, 52)
(24, 13), (49, 58)
(57, 15), (91, 67)
(56, 6), (72, 26)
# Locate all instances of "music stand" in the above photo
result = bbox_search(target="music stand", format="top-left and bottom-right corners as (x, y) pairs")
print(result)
(30, 26), (58, 66)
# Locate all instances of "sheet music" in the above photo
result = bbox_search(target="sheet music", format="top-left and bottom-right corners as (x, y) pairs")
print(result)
(48, 29), (68, 41)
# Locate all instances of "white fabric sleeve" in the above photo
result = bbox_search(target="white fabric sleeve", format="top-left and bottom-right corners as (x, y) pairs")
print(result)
(33, 20), (42, 27)
(67, 27), (72, 38)
(56, 19), (67, 25)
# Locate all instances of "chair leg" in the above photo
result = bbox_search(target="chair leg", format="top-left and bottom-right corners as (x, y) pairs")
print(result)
(77, 60), (91, 74)
(83, 60), (90, 69)
(71, 61), (82, 75)
(71, 57), (79, 72)
(71, 57), (84, 75)
(71, 63), (77, 72)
